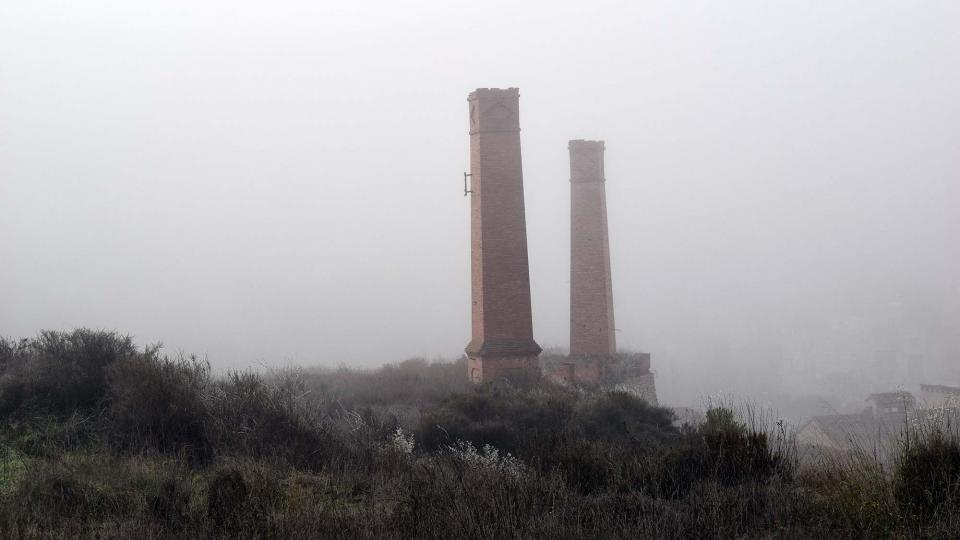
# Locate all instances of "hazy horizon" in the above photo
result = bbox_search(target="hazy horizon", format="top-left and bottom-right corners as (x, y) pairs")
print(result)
(2, 1), (958, 407)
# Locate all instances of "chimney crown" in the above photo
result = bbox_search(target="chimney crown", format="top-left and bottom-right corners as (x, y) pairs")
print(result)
(468, 88), (521, 134)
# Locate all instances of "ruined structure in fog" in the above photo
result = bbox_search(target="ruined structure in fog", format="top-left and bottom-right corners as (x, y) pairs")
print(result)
(464, 88), (542, 384)
(459, 92), (655, 400)
(796, 389), (960, 458)
(543, 140), (657, 403)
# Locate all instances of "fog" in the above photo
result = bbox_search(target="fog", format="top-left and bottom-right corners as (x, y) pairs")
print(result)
(2, 1), (958, 411)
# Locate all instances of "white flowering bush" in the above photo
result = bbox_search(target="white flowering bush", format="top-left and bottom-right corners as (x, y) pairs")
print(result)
(443, 439), (528, 479)
(391, 427), (415, 455)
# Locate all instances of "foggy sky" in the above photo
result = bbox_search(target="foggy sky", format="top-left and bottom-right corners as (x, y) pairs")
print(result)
(2, 1), (958, 404)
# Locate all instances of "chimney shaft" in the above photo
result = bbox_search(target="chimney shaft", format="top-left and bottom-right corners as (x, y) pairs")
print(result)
(569, 139), (616, 356)
(464, 88), (541, 384)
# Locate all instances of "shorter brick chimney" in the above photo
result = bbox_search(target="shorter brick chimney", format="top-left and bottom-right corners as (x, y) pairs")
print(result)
(569, 139), (615, 358)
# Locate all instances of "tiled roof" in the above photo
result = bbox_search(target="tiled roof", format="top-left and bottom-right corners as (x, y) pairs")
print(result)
(801, 408), (960, 453)
(920, 384), (960, 395)
(865, 391), (916, 405)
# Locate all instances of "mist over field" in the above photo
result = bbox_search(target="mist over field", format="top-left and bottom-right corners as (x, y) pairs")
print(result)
(2, 0), (958, 413)
(4, 3), (960, 538)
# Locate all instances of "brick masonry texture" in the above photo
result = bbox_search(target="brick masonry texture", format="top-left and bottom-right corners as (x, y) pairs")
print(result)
(464, 88), (541, 384)
(542, 352), (657, 405)
(562, 141), (658, 403)
(569, 140), (616, 356)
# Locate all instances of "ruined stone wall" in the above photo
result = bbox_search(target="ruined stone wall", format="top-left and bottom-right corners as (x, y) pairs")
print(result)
(615, 372), (658, 406)
(542, 352), (657, 405)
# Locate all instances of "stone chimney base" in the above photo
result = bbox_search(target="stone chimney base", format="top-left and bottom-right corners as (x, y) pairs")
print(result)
(543, 352), (657, 405)
(468, 354), (541, 387)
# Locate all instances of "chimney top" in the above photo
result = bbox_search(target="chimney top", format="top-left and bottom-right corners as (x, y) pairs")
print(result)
(468, 87), (520, 101)
(569, 139), (606, 150)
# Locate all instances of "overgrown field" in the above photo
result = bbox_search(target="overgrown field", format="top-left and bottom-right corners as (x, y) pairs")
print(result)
(2, 330), (960, 538)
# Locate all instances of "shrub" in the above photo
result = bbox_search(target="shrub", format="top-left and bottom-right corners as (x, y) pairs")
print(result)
(5, 413), (99, 459)
(206, 372), (350, 470)
(656, 407), (788, 498)
(894, 429), (960, 521)
(296, 357), (473, 411)
(416, 386), (581, 455)
(23, 472), (94, 519)
(415, 386), (687, 496)
(574, 390), (676, 443)
(0, 374), (27, 417)
(418, 387), (676, 456)
(149, 476), (191, 529)
(0, 338), (26, 414)
(549, 438), (621, 494)
(6, 461), (137, 526)
(107, 353), (213, 465)
(389, 457), (569, 539)
(443, 439), (529, 479)
(0, 330), (141, 417)
(206, 468), (249, 529)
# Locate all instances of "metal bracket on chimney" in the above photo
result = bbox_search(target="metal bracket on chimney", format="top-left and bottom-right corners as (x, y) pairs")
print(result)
(463, 172), (473, 196)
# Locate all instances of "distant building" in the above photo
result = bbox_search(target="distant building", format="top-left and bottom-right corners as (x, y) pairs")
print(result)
(865, 391), (916, 417)
(919, 384), (960, 409)
(798, 388), (960, 458)
(797, 411), (886, 452)
(798, 391), (914, 455)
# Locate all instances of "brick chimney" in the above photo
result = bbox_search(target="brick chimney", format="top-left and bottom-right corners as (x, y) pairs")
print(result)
(569, 139), (616, 357)
(464, 88), (541, 384)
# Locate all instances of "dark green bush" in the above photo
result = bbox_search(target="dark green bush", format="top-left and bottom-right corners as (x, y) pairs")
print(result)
(549, 438), (621, 494)
(419, 388), (676, 455)
(894, 429), (960, 521)
(0, 374), (26, 417)
(574, 390), (676, 443)
(299, 357), (472, 410)
(657, 407), (785, 498)
(23, 472), (92, 519)
(0, 330), (140, 417)
(206, 468), (249, 530)
(7, 463), (137, 526)
(5, 413), (99, 458)
(416, 386), (578, 456)
(107, 354), (214, 465)
(389, 457), (567, 539)
(416, 387), (683, 495)
(149, 477), (191, 529)
(206, 372), (351, 470)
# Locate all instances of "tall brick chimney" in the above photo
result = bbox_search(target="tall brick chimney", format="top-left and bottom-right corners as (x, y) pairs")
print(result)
(464, 88), (541, 384)
(569, 140), (616, 357)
